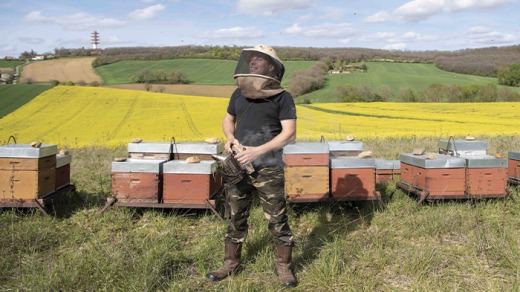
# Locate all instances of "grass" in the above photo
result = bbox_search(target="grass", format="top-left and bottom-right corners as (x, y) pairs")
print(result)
(0, 84), (52, 118)
(1, 137), (520, 290)
(94, 59), (315, 86)
(0, 60), (25, 69)
(299, 62), (520, 103)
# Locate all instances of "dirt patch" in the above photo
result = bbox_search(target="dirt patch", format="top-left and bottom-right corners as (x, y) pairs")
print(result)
(21, 57), (102, 84)
(106, 84), (236, 98)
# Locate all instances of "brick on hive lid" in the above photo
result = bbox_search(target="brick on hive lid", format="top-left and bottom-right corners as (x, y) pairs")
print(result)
(412, 148), (425, 155)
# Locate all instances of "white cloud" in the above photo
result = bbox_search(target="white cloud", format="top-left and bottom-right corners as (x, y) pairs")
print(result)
(23, 11), (125, 30)
(285, 23), (358, 38)
(466, 26), (517, 44)
(237, 0), (314, 15)
(384, 43), (407, 50)
(394, 0), (444, 22)
(202, 27), (264, 39)
(128, 4), (166, 20)
(446, 0), (513, 11)
(363, 11), (391, 23)
(17, 37), (45, 45)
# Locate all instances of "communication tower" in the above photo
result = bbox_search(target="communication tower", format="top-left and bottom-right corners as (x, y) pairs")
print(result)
(91, 31), (100, 49)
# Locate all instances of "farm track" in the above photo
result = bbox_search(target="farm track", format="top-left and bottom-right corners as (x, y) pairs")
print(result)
(302, 104), (488, 125)
(110, 92), (140, 139)
(179, 99), (202, 137)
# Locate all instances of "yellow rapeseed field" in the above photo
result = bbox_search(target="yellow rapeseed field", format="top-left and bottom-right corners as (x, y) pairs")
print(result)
(1, 86), (519, 148)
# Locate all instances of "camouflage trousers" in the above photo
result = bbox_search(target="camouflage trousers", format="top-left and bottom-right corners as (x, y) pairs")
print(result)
(224, 166), (294, 246)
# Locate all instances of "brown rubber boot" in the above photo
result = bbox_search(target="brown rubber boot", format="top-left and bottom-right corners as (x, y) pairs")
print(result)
(274, 244), (297, 288)
(206, 242), (243, 282)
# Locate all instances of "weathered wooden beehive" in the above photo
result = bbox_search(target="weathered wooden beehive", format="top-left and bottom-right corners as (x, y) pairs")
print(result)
(162, 160), (221, 206)
(375, 159), (400, 184)
(127, 141), (223, 161)
(509, 151), (520, 184)
(55, 153), (72, 190)
(283, 142), (329, 201)
(330, 157), (377, 200)
(0, 144), (57, 200)
(111, 159), (166, 203)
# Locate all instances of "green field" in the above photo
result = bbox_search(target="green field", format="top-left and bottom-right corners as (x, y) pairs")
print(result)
(300, 62), (514, 103)
(95, 59), (315, 86)
(0, 60), (25, 69)
(0, 84), (52, 118)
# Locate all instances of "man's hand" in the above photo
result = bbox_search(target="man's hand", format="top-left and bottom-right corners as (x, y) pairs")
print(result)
(234, 145), (262, 165)
(224, 138), (240, 154)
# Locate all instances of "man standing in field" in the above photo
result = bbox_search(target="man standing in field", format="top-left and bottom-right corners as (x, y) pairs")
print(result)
(206, 45), (298, 288)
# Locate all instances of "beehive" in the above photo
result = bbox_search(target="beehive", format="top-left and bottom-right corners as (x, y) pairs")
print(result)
(330, 157), (376, 200)
(162, 160), (221, 205)
(400, 153), (466, 198)
(464, 155), (508, 196)
(0, 144), (57, 200)
(127, 141), (223, 161)
(327, 141), (363, 158)
(55, 154), (72, 190)
(375, 159), (400, 184)
(283, 142), (329, 201)
(111, 159), (166, 203)
(508, 151), (520, 182)
(438, 139), (488, 156)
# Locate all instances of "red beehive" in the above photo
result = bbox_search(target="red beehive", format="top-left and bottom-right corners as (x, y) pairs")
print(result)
(464, 155), (508, 197)
(55, 154), (72, 190)
(162, 160), (221, 206)
(508, 151), (520, 183)
(399, 153), (466, 198)
(375, 159), (400, 184)
(111, 159), (166, 203)
(330, 157), (376, 200)
(283, 142), (329, 201)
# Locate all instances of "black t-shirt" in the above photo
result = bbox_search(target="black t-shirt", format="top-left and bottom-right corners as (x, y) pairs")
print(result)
(227, 88), (297, 168)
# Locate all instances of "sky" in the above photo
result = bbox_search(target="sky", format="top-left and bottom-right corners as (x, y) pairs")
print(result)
(1, 0), (519, 58)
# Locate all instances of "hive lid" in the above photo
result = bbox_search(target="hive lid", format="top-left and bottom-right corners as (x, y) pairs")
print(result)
(464, 155), (508, 168)
(128, 142), (223, 154)
(283, 142), (329, 154)
(331, 157), (376, 168)
(438, 139), (488, 153)
(112, 158), (166, 173)
(375, 159), (401, 170)
(327, 141), (363, 151)
(509, 151), (520, 161)
(163, 160), (217, 174)
(0, 144), (57, 158)
(56, 154), (72, 168)
(400, 153), (466, 168)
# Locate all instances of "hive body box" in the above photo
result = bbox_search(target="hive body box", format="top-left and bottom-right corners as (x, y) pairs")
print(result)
(464, 155), (508, 196)
(111, 159), (166, 203)
(127, 142), (224, 161)
(327, 141), (363, 158)
(283, 142), (329, 201)
(438, 139), (488, 156)
(330, 157), (376, 200)
(400, 153), (466, 198)
(0, 144), (57, 200)
(162, 160), (221, 206)
(56, 154), (72, 190)
(375, 159), (400, 184)
(509, 151), (520, 184)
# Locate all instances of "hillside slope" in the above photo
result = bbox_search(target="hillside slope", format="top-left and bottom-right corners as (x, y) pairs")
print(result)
(21, 57), (102, 84)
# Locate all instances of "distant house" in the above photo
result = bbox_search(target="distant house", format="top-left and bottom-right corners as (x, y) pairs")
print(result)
(32, 55), (45, 61)
(4, 56), (13, 61)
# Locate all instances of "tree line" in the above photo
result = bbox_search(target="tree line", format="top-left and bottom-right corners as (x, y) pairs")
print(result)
(44, 44), (520, 80)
